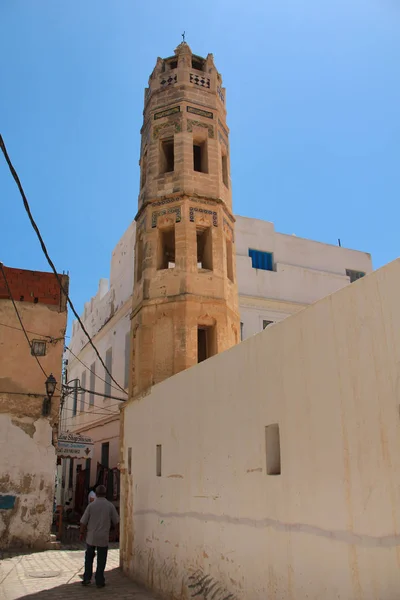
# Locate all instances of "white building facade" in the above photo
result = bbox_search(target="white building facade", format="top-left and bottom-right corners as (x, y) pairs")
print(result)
(60, 215), (372, 509)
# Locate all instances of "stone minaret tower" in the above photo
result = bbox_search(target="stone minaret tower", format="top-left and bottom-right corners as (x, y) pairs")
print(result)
(131, 42), (240, 396)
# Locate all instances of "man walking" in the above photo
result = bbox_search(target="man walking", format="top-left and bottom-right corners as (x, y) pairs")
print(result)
(80, 485), (119, 588)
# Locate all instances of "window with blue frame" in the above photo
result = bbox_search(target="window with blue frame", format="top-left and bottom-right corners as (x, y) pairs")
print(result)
(248, 249), (274, 271)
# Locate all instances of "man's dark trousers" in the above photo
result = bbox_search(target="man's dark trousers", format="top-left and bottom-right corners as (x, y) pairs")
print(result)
(83, 544), (108, 585)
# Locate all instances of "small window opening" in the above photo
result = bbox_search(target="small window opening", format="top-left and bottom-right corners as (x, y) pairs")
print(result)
(104, 347), (112, 397)
(222, 154), (229, 187)
(240, 322), (244, 341)
(346, 269), (365, 283)
(265, 424), (281, 475)
(157, 228), (176, 270)
(80, 371), (86, 412)
(136, 236), (144, 282)
(128, 448), (132, 475)
(31, 340), (46, 357)
(249, 249), (274, 271)
(226, 239), (234, 282)
(192, 58), (204, 71)
(156, 445), (162, 477)
(101, 442), (110, 469)
(263, 320), (273, 330)
(169, 60), (178, 70)
(89, 363), (95, 406)
(124, 332), (130, 389)
(193, 141), (208, 173)
(197, 326), (216, 363)
(197, 228), (213, 270)
(160, 139), (174, 174)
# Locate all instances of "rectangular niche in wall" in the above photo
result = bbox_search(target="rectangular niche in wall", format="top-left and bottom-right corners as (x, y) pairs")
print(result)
(193, 140), (208, 173)
(265, 424), (281, 475)
(197, 326), (216, 363)
(226, 238), (233, 282)
(221, 153), (229, 187)
(136, 236), (144, 282)
(196, 227), (213, 270)
(156, 445), (162, 477)
(157, 228), (176, 270)
(128, 447), (132, 475)
(160, 138), (174, 174)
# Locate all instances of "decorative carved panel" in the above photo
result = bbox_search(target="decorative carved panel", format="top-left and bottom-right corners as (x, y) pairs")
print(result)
(189, 206), (218, 227)
(190, 73), (210, 88)
(187, 119), (214, 139)
(153, 119), (182, 140)
(186, 106), (213, 119)
(152, 206), (182, 228)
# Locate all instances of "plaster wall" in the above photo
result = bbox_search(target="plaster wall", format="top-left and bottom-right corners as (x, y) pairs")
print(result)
(235, 215), (372, 276)
(0, 414), (56, 549)
(120, 258), (400, 600)
(0, 273), (67, 549)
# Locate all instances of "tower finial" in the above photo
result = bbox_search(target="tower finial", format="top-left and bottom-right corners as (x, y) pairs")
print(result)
(181, 31), (186, 43)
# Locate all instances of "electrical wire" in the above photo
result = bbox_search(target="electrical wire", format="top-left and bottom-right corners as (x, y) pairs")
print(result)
(65, 345), (127, 396)
(70, 392), (121, 415)
(60, 395), (122, 425)
(63, 379), (126, 404)
(61, 405), (120, 419)
(0, 320), (68, 340)
(0, 262), (49, 380)
(0, 134), (128, 396)
(0, 390), (61, 398)
(62, 381), (123, 414)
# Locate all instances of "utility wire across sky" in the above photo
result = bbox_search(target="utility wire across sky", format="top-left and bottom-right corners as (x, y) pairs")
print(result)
(0, 134), (128, 396)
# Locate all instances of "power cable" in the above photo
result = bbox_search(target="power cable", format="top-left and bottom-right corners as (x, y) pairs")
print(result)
(0, 262), (49, 380)
(63, 380), (126, 405)
(0, 390), (61, 398)
(61, 405), (119, 419)
(0, 134), (128, 396)
(62, 380), (123, 414)
(0, 320), (68, 341)
(70, 391), (122, 415)
(65, 345), (126, 396)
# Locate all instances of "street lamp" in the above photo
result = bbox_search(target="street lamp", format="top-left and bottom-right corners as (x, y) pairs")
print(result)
(42, 374), (57, 417)
(45, 374), (57, 399)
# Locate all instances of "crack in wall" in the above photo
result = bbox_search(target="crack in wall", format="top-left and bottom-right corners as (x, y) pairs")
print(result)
(134, 508), (400, 549)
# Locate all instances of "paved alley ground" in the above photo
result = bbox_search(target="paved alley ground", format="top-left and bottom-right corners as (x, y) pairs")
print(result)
(0, 546), (158, 600)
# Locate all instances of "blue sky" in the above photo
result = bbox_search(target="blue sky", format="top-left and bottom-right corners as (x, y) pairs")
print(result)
(1, 0), (399, 334)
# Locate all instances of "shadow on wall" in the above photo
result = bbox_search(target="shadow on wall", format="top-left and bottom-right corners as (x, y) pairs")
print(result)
(188, 569), (239, 600)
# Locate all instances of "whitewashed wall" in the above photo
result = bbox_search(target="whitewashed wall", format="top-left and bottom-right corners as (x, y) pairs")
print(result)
(121, 258), (400, 600)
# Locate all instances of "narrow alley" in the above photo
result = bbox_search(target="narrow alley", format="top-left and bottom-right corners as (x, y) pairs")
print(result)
(0, 546), (157, 600)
